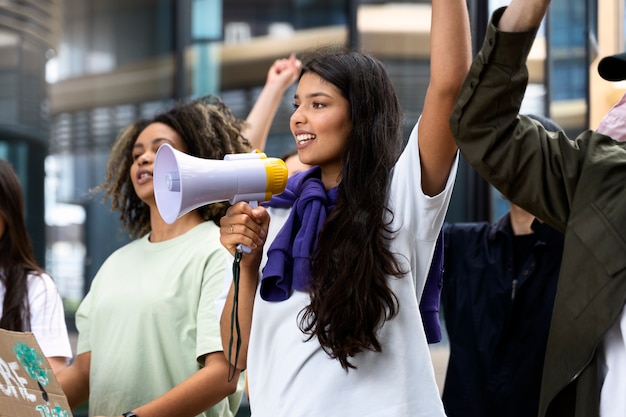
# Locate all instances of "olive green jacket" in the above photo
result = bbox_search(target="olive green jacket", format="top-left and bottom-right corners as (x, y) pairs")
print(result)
(450, 7), (626, 417)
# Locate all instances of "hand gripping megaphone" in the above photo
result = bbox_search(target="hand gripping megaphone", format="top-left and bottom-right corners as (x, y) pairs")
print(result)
(153, 143), (288, 225)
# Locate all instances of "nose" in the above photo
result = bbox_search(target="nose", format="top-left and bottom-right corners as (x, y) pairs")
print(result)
(290, 106), (305, 126)
(136, 151), (152, 166)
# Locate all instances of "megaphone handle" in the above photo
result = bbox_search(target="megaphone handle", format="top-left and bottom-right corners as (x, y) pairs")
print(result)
(235, 201), (258, 254)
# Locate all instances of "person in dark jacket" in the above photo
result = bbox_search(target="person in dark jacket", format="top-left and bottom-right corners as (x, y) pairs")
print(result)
(441, 115), (565, 417)
(450, 0), (626, 415)
(442, 204), (563, 417)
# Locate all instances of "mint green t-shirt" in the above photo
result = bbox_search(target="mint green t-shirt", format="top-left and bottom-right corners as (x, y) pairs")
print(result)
(76, 221), (242, 417)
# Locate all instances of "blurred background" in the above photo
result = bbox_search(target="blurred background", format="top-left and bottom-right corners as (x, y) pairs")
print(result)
(0, 0), (622, 415)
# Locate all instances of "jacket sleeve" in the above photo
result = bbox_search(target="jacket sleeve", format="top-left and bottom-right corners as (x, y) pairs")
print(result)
(449, 7), (582, 233)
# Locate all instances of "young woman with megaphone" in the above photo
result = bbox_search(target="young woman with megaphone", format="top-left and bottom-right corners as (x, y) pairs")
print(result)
(217, 0), (472, 414)
(56, 54), (301, 417)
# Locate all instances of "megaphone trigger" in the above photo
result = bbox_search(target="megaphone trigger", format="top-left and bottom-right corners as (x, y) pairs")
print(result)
(236, 244), (253, 254)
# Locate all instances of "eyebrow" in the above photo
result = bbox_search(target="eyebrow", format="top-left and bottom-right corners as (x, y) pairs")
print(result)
(133, 137), (172, 150)
(293, 91), (334, 100)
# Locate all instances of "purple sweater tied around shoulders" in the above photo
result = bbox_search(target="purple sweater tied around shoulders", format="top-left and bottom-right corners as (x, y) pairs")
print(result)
(260, 166), (444, 343)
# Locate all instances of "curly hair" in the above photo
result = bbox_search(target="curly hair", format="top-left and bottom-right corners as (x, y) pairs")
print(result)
(0, 160), (44, 331)
(96, 95), (252, 238)
(296, 46), (407, 370)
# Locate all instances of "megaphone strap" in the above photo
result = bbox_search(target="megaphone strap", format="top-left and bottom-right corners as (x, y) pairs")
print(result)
(227, 250), (243, 382)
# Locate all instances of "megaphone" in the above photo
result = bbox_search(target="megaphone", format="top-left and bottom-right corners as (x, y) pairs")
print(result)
(153, 143), (288, 225)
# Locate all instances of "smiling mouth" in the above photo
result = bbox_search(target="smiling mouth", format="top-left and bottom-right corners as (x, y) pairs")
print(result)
(296, 134), (316, 145)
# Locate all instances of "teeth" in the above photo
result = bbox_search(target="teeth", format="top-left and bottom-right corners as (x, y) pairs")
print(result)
(296, 134), (316, 144)
(139, 173), (151, 179)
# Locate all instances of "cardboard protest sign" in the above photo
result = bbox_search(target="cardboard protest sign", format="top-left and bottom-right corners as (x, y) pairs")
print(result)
(0, 329), (73, 417)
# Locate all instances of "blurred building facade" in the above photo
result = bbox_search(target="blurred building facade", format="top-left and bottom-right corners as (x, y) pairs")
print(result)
(0, 1), (60, 266)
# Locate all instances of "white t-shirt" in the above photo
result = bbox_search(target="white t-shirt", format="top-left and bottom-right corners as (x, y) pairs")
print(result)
(0, 272), (72, 360)
(225, 121), (458, 417)
(598, 306), (626, 417)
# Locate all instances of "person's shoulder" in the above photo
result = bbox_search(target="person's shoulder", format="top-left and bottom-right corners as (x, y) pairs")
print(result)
(190, 220), (221, 240)
(107, 237), (143, 256)
(26, 271), (54, 288)
(177, 222), (223, 256)
(444, 221), (492, 237)
(94, 237), (146, 269)
(444, 221), (495, 249)
(26, 272), (62, 299)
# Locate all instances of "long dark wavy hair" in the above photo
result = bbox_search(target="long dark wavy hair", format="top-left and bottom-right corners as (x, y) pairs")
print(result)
(0, 160), (44, 331)
(297, 46), (407, 370)
(95, 95), (253, 238)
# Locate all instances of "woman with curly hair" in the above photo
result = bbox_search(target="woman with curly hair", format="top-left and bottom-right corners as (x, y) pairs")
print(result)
(0, 160), (72, 373)
(57, 55), (301, 417)
(218, 0), (471, 415)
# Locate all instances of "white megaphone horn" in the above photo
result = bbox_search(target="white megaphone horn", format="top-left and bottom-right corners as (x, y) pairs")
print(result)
(153, 143), (288, 226)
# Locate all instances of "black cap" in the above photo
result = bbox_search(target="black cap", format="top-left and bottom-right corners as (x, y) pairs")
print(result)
(598, 52), (626, 81)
